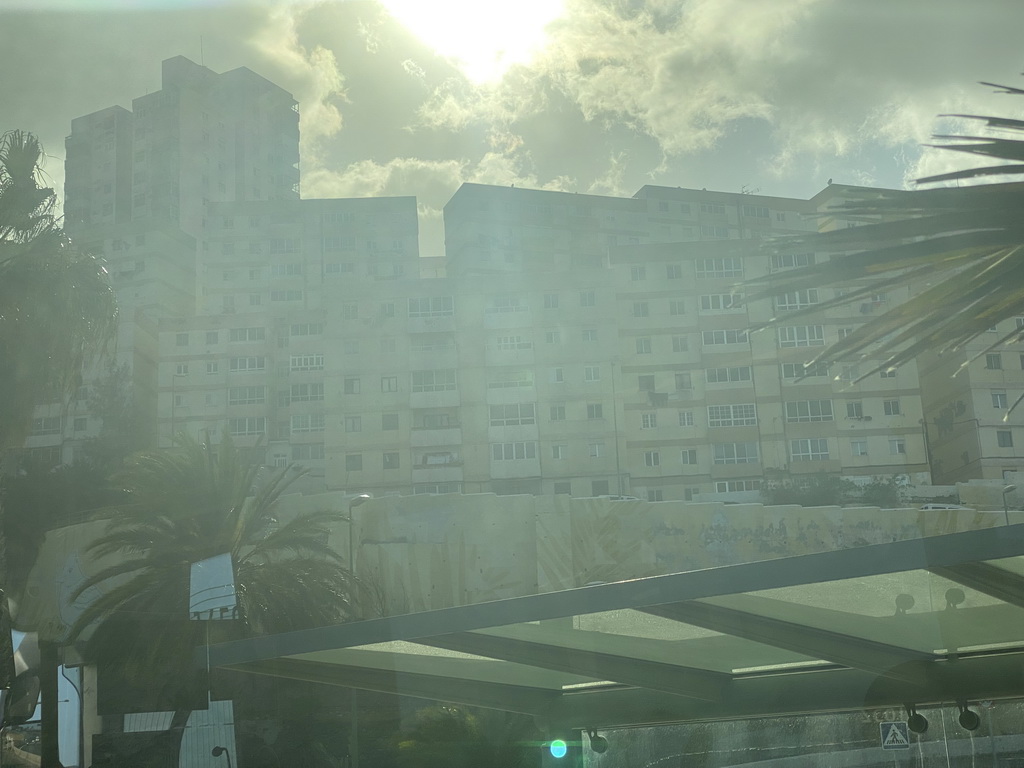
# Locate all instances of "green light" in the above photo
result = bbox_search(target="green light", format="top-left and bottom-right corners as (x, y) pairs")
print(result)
(549, 739), (568, 758)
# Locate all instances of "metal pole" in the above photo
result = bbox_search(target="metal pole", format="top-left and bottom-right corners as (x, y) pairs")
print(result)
(39, 642), (59, 768)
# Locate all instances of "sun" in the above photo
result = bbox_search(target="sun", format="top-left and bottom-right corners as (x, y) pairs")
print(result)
(379, 0), (565, 83)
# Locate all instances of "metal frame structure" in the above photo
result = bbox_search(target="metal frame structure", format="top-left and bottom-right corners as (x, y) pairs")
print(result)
(205, 524), (1024, 729)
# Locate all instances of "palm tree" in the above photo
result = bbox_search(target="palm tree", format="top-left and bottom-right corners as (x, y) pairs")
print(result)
(0, 129), (117, 450)
(68, 433), (354, 766)
(742, 80), (1024, 399)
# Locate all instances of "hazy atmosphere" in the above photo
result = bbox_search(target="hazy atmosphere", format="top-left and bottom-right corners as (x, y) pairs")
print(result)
(5, 0), (1024, 254)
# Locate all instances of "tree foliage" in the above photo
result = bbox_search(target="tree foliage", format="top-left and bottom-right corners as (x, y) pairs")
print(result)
(0, 130), (117, 449)
(742, 81), (1024, 398)
(67, 433), (354, 713)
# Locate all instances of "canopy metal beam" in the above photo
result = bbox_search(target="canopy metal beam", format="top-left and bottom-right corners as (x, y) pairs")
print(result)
(641, 601), (933, 683)
(226, 658), (560, 716)
(930, 562), (1024, 609)
(419, 630), (729, 702)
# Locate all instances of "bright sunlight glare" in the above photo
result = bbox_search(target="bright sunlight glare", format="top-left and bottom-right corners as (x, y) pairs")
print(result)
(378, 0), (565, 83)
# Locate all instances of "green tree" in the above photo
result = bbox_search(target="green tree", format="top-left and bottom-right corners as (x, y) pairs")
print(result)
(68, 433), (354, 767)
(743, 81), (1024, 396)
(0, 130), (117, 450)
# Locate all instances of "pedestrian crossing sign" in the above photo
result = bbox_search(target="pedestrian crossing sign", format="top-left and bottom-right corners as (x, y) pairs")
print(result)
(881, 721), (910, 749)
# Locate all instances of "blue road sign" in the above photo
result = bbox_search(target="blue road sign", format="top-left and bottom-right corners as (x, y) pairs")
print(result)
(881, 721), (910, 749)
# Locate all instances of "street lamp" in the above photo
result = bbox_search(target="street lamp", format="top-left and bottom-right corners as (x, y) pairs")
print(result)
(1002, 484), (1016, 525)
(347, 493), (371, 768)
(212, 745), (234, 768)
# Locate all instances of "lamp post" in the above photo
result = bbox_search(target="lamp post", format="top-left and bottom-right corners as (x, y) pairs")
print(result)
(347, 494), (371, 768)
(1002, 484), (1016, 526)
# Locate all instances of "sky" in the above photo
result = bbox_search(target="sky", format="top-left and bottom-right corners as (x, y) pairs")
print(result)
(3, 0), (1024, 256)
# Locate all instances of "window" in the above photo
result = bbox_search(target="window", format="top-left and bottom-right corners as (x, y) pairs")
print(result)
(206, 362), (219, 374)
(998, 430), (1014, 447)
(290, 383), (324, 402)
(695, 257), (743, 278)
(342, 302), (358, 319)
(782, 362), (829, 379)
(632, 301), (649, 317)
(672, 336), (689, 352)
(73, 417), (87, 432)
(270, 289), (303, 302)
(993, 390), (1009, 409)
(679, 410), (694, 426)
(345, 454), (363, 471)
(779, 325), (825, 347)
(422, 414), (452, 429)
(580, 290), (596, 307)
(205, 331), (218, 344)
(774, 290), (819, 310)
(383, 452), (400, 469)
(293, 444), (325, 461)
(488, 370), (534, 388)
(229, 417), (266, 436)
(889, 438), (907, 455)
(490, 403), (536, 426)
(592, 480), (610, 495)
(713, 442), (759, 464)
(644, 450), (661, 467)
(846, 401), (864, 418)
(487, 295), (528, 313)
(770, 253), (815, 270)
(684, 488), (698, 501)
(229, 327), (265, 342)
(669, 299), (686, 315)
(708, 404), (757, 427)
(290, 354), (324, 371)
(382, 413), (399, 430)
(551, 444), (568, 460)
(176, 332), (188, 346)
(553, 481), (572, 495)
(343, 340), (359, 355)
(851, 440), (868, 456)
(717, 479), (763, 493)
(647, 489), (664, 502)
(791, 438), (830, 461)
(412, 369), (457, 391)
(741, 204), (770, 218)
(883, 399), (901, 416)
(544, 293), (559, 309)
(587, 403), (604, 419)
(271, 262), (302, 277)
(344, 378), (360, 394)
(700, 202), (726, 215)
(702, 329), (748, 346)
(229, 356), (265, 372)
(705, 366), (751, 383)
(630, 266), (646, 281)
(30, 416), (62, 435)
(641, 413), (657, 429)
(880, 369), (897, 378)
(381, 302), (396, 318)
(495, 335), (532, 350)
(545, 330), (561, 344)
(582, 329), (598, 342)
(638, 375), (656, 391)
(290, 322), (324, 336)
(589, 442), (604, 458)
(675, 372), (693, 390)
(174, 394), (185, 408)
(492, 442), (537, 460)
(785, 400), (834, 422)
(584, 366), (601, 382)
(345, 416), (362, 433)
(228, 386), (266, 405)
(291, 414), (326, 433)
(667, 264), (683, 279)
(681, 449), (697, 464)
(381, 376), (399, 392)
(986, 353), (1003, 370)
(635, 337), (652, 354)
(550, 404), (566, 421)
(408, 296), (454, 317)
(700, 294), (743, 311)
(175, 363), (189, 375)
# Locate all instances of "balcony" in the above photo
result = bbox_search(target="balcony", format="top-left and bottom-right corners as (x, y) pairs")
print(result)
(408, 315), (456, 334)
(411, 460), (463, 483)
(485, 346), (535, 367)
(410, 426), (462, 447)
(489, 457), (542, 479)
(410, 389), (461, 409)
